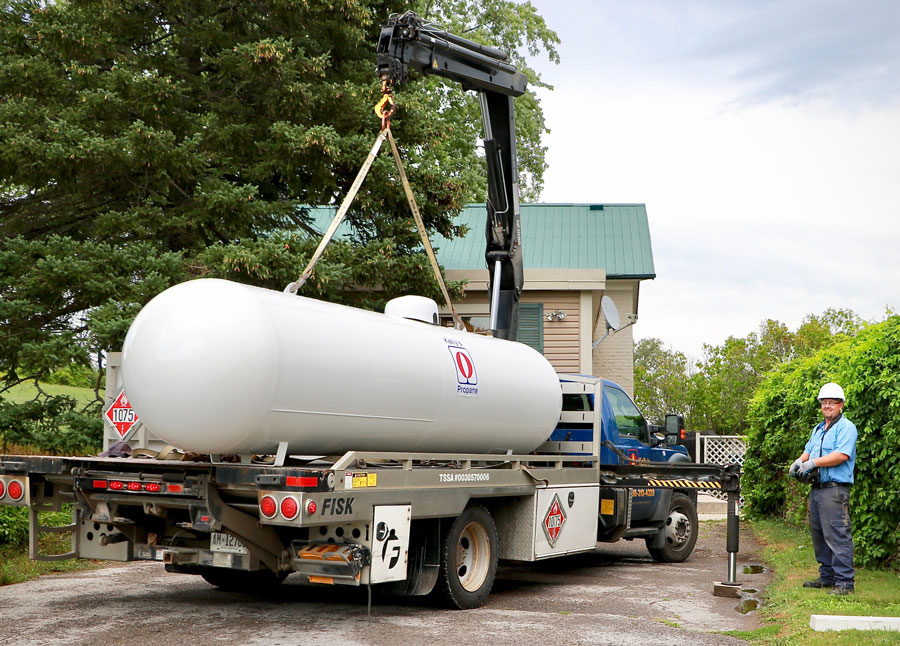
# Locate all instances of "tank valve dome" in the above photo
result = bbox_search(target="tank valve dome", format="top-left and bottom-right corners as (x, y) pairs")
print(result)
(384, 295), (440, 325)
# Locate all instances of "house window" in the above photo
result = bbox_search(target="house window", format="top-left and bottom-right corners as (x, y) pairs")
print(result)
(517, 303), (544, 353)
(441, 303), (544, 354)
(441, 315), (492, 335)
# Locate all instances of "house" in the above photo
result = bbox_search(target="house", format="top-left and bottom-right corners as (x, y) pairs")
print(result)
(432, 203), (655, 396)
(302, 202), (656, 395)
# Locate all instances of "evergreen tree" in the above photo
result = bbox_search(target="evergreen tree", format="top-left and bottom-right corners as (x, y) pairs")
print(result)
(0, 0), (558, 450)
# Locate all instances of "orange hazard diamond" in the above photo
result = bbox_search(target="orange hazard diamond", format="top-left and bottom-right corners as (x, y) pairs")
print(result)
(542, 493), (567, 547)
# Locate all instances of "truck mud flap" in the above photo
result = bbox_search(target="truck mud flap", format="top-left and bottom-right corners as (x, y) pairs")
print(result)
(597, 487), (630, 542)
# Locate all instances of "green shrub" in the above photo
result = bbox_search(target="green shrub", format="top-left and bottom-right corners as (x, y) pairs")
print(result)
(0, 507), (29, 547)
(44, 364), (99, 388)
(744, 316), (900, 568)
(0, 396), (103, 454)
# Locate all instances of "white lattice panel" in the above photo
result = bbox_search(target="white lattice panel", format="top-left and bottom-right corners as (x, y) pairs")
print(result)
(703, 436), (746, 466)
(702, 435), (746, 506)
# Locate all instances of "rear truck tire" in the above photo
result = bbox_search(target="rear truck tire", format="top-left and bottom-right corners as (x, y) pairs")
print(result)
(199, 567), (287, 591)
(438, 505), (499, 609)
(646, 492), (698, 563)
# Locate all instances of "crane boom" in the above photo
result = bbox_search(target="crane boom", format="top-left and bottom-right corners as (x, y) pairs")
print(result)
(376, 11), (527, 340)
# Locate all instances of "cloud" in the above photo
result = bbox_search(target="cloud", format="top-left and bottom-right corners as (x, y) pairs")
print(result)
(526, 0), (900, 356)
(685, 0), (900, 109)
(532, 0), (900, 110)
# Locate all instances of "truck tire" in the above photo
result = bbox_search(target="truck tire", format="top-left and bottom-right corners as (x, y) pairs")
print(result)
(199, 567), (286, 591)
(438, 505), (499, 609)
(647, 492), (698, 563)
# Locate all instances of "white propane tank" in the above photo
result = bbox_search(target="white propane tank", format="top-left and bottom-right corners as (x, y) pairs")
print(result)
(121, 279), (562, 455)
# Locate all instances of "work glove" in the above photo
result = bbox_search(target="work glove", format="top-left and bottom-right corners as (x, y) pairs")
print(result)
(788, 458), (803, 476)
(798, 459), (817, 476)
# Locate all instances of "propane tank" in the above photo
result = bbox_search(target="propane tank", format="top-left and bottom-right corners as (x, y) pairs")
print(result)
(121, 279), (562, 455)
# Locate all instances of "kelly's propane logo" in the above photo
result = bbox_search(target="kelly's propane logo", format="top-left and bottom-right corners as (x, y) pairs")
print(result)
(447, 343), (478, 397)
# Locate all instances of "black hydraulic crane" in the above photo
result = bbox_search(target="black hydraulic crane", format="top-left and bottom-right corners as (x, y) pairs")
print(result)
(376, 11), (527, 340)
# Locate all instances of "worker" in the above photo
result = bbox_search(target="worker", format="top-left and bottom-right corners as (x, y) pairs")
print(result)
(788, 382), (858, 595)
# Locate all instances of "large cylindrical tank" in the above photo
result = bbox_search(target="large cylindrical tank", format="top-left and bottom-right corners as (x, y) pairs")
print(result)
(121, 279), (562, 455)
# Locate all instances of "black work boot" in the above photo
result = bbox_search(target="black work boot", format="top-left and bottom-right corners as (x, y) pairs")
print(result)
(828, 585), (854, 596)
(802, 579), (834, 588)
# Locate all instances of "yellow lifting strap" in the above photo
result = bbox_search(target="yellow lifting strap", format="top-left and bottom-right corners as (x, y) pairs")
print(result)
(284, 98), (464, 330)
(284, 129), (388, 295)
(385, 128), (464, 331)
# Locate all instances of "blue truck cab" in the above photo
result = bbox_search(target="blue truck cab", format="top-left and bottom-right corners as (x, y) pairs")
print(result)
(541, 376), (699, 562)
(549, 378), (690, 464)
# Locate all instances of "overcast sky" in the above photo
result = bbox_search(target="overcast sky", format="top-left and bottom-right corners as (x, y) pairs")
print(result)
(526, 0), (900, 358)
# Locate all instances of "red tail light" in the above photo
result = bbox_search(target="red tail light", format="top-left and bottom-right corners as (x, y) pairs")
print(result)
(680, 428), (686, 440)
(306, 500), (317, 516)
(109, 481), (125, 490)
(260, 495), (277, 518)
(280, 496), (299, 520)
(145, 483), (162, 493)
(167, 484), (183, 494)
(127, 482), (142, 491)
(0, 480), (5, 498)
(7, 480), (24, 501)
(286, 476), (318, 488)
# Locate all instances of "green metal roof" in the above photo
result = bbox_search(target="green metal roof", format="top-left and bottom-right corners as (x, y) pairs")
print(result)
(304, 203), (656, 279)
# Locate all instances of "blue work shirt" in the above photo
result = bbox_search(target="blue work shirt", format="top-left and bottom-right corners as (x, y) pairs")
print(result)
(804, 414), (858, 484)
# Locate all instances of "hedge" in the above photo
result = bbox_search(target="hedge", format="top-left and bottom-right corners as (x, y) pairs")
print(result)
(743, 315), (900, 568)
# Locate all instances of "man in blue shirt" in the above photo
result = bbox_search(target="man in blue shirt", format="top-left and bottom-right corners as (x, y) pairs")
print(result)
(789, 382), (858, 595)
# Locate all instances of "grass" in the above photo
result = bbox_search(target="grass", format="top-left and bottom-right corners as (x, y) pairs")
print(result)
(0, 536), (105, 585)
(731, 519), (900, 645)
(2, 381), (102, 407)
(0, 508), (106, 585)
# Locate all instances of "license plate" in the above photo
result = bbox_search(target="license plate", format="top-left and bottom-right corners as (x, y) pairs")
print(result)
(210, 532), (248, 554)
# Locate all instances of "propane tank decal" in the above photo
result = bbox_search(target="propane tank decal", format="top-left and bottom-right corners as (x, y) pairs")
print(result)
(447, 340), (478, 397)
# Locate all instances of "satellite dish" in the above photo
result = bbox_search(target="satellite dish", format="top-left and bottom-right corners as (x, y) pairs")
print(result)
(601, 295), (621, 331)
(593, 295), (635, 349)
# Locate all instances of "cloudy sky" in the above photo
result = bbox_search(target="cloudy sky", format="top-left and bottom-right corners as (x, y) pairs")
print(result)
(526, 0), (900, 357)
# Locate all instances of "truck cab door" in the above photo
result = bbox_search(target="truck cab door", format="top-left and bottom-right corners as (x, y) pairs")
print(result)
(603, 385), (652, 462)
(602, 384), (660, 521)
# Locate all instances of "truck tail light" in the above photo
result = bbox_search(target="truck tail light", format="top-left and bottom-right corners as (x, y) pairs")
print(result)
(306, 500), (317, 516)
(109, 481), (125, 490)
(127, 482), (142, 491)
(0, 480), (5, 498)
(260, 495), (277, 518)
(286, 476), (318, 488)
(280, 496), (299, 520)
(680, 428), (686, 441)
(7, 480), (24, 501)
(145, 483), (162, 493)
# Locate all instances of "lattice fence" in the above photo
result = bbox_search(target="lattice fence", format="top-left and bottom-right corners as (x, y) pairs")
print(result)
(700, 435), (746, 506)
(702, 435), (747, 467)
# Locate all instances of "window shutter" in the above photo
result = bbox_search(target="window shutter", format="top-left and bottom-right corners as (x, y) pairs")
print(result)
(517, 303), (544, 353)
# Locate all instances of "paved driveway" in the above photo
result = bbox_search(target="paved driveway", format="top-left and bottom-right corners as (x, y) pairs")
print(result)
(0, 521), (769, 646)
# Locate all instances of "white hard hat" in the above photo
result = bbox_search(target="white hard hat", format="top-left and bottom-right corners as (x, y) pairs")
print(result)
(817, 382), (845, 401)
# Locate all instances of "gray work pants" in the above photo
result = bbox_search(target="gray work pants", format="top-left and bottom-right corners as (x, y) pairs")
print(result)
(809, 485), (855, 587)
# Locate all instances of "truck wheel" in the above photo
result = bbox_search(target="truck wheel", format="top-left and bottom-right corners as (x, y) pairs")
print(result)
(647, 492), (698, 563)
(438, 505), (499, 609)
(200, 567), (286, 591)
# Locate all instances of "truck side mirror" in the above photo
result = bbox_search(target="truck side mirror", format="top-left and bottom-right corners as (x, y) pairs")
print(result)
(665, 414), (685, 446)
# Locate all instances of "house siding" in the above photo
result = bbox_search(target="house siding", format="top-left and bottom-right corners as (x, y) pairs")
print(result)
(591, 287), (636, 396)
(523, 291), (580, 374)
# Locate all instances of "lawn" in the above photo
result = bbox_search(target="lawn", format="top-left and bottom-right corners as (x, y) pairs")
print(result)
(731, 519), (900, 645)
(2, 381), (102, 407)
